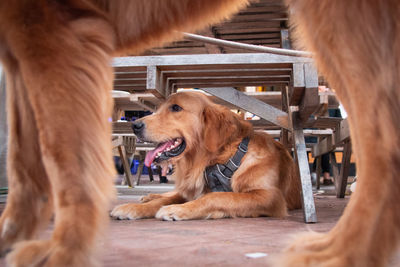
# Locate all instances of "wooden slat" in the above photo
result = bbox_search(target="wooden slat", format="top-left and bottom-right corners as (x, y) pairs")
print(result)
(216, 27), (281, 35)
(230, 13), (288, 23)
(168, 76), (291, 85)
(312, 118), (350, 157)
(171, 81), (289, 90)
(240, 5), (287, 14)
(312, 136), (333, 158)
(203, 87), (291, 130)
(114, 78), (147, 85)
(221, 32), (280, 40)
(112, 122), (133, 134)
(306, 116), (342, 128)
(215, 21), (282, 30)
(113, 53), (312, 68)
(149, 47), (207, 55)
(114, 72), (146, 79)
(159, 63), (293, 71)
(162, 68), (292, 78)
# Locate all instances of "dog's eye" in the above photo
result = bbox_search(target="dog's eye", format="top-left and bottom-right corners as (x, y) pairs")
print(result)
(170, 104), (182, 112)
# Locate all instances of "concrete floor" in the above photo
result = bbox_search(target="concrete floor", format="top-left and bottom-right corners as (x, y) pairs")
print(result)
(0, 175), (399, 266)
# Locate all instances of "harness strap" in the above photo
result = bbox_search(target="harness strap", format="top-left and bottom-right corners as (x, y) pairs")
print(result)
(205, 137), (250, 192)
(219, 137), (249, 177)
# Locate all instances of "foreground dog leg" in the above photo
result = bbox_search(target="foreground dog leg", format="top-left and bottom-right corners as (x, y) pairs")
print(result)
(156, 189), (287, 221)
(272, 1), (400, 266)
(2, 16), (115, 267)
(111, 192), (185, 220)
(0, 60), (53, 256)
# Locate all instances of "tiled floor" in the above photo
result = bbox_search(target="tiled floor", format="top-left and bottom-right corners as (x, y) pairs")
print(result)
(0, 176), (399, 266)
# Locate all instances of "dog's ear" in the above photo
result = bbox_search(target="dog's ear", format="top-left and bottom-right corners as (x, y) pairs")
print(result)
(203, 104), (249, 153)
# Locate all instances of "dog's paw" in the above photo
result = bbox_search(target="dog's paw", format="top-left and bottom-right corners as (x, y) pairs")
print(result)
(269, 232), (349, 267)
(0, 218), (19, 257)
(110, 203), (152, 220)
(6, 240), (97, 267)
(155, 204), (192, 221)
(284, 231), (330, 253)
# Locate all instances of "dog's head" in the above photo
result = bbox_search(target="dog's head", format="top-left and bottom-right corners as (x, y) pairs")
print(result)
(133, 91), (252, 167)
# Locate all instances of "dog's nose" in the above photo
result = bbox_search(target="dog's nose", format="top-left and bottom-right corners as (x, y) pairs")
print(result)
(132, 120), (145, 135)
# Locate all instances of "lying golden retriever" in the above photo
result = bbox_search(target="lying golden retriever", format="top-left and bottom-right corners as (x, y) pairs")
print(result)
(111, 91), (302, 221)
(0, 1), (249, 266)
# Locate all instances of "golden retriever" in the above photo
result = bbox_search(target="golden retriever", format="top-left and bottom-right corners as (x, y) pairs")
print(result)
(110, 91), (302, 221)
(0, 1), (249, 266)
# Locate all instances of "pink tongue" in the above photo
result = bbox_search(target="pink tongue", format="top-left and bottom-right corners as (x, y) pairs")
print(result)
(144, 140), (175, 167)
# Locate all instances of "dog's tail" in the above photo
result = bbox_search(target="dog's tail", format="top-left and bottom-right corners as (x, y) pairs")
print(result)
(100, 0), (249, 55)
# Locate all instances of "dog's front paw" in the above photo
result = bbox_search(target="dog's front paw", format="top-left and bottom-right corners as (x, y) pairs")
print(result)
(7, 240), (96, 267)
(155, 204), (192, 221)
(110, 203), (147, 220)
(269, 232), (349, 267)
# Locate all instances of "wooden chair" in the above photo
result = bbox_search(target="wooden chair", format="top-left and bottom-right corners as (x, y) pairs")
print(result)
(112, 135), (136, 187)
(312, 118), (353, 198)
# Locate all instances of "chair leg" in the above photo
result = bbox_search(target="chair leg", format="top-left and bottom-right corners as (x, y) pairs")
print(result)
(330, 152), (339, 190)
(148, 167), (154, 182)
(315, 156), (322, 190)
(135, 160), (144, 186)
(292, 112), (317, 223)
(117, 145), (133, 187)
(336, 141), (352, 198)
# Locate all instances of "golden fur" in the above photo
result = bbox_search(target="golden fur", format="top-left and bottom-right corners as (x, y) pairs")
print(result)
(111, 91), (302, 220)
(271, 1), (400, 267)
(2, 0), (399, 266)
(0, 1), (249, 266)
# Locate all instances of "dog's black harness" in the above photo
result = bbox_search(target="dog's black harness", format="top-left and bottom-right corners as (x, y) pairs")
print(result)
(204, 137), (250, 192)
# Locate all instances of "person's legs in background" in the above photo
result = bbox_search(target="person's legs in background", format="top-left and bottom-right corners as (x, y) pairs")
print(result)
(321, 153), (333, 185)
(159, 165), (169, 184)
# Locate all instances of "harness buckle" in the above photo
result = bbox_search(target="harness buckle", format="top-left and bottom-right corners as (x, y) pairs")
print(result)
(216, 164), (231, 179)
(228, 158), (239, 168)
(238, 142), (248, 153)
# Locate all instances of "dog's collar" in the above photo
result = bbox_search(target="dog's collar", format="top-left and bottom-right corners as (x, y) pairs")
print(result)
(204, 137), (250, 192)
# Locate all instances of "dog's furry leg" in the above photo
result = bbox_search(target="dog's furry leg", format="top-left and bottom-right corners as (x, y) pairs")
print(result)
(111, 192), (186, 220)
(156, 189), (287, 221)
(140, 191), (178, 203)
(2, 12), (116, 267)
(0, 55), (53, 256)
(272, 1), (400, 266)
